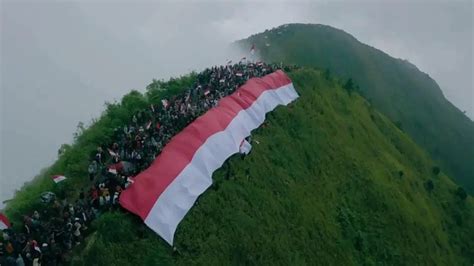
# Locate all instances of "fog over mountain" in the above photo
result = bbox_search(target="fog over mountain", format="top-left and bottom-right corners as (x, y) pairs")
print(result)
(1, 0), (472, 207)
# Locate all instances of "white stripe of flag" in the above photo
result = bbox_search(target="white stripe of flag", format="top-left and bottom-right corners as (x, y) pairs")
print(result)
(120, 70), (298, 245)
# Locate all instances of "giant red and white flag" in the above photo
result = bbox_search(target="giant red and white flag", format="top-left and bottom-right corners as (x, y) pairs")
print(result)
(52, 175), (67, 183)
(0, 213), (11, 230)
(120, 70), (298, 245)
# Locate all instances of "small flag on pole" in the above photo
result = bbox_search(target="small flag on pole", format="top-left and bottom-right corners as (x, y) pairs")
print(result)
(52, 175), (67, 183)
(0, 213), (11, 229)
(239, 139), (252, 155)
(204, 89), (211, 96)
(33, 245), (42, 253)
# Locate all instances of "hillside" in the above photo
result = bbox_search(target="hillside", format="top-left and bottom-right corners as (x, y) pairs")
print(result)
(237, 23), (474, 193)
(66, 68), (473, 265)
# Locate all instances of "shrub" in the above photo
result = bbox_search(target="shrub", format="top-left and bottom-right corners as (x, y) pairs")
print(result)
(424, 180), (434, 192)
(343, 78), (354, 94)
(323, 69), (331, 80)
(432, 166), (440, 176)
(455, 187), (467, 201)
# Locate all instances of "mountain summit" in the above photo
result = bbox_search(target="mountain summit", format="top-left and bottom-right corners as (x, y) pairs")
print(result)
(238, 23), (474, 193)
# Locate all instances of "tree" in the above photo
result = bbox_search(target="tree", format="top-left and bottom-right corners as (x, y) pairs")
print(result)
(58, 144), (71, 157)
(425, 179), (434, 192)
(455, 187), (467, 201)
(73, 121), (86, 141)
(343, 78), (354, 94)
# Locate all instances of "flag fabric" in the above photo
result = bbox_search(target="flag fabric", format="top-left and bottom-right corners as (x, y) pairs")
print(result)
(239, 139), (252, 155)
(108, 149), (118, 157)
(204, 89), (211, 96)
(235, 72), (243, 77)
(120, 70), (298, 245)
(0, 213), (11, 230)
(146, 121), (152, 130)
(108, 162), (124, 174)
(34, 245), (41, 253)
(162, 99), (169, 109)
(52, 175), (67, 183)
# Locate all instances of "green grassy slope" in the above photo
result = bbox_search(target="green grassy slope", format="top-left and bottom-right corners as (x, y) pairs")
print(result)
(71, 68), (473, 265)
(238, 24), (474, 194)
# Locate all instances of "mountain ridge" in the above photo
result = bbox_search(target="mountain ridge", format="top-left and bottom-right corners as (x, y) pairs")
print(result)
(71, 67), (473, 265)
(237, 23), (474, 193)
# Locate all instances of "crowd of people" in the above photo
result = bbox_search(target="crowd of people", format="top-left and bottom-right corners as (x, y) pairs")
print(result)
(1, 61), (283, 265)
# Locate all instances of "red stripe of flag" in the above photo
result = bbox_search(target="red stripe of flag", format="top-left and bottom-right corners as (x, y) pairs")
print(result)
(120, 70), (292, 221)
(0, 213), (11, 229)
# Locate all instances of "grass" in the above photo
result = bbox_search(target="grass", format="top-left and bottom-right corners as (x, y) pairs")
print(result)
(66, 68), (473, 265)
(238, 23), (474, 194)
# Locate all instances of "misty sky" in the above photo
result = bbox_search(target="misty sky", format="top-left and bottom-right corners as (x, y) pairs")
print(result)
(1, 0), (472, 207)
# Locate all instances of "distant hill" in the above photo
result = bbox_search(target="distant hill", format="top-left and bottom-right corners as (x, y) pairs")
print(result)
(237, 23), (474, 193)
(71, 68), (473, 265)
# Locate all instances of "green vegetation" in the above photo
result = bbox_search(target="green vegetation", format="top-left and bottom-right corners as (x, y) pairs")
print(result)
(39, 68), (471, 264)
(3, 74), (197, 223)
(238, 23), (474, 193)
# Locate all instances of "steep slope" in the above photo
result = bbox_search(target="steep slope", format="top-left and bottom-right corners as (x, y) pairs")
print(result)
(72, 68), (473, 265)
(238, 24), (474, 193)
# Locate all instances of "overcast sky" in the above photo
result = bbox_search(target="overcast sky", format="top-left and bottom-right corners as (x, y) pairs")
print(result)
(1, 0), (472, 207)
